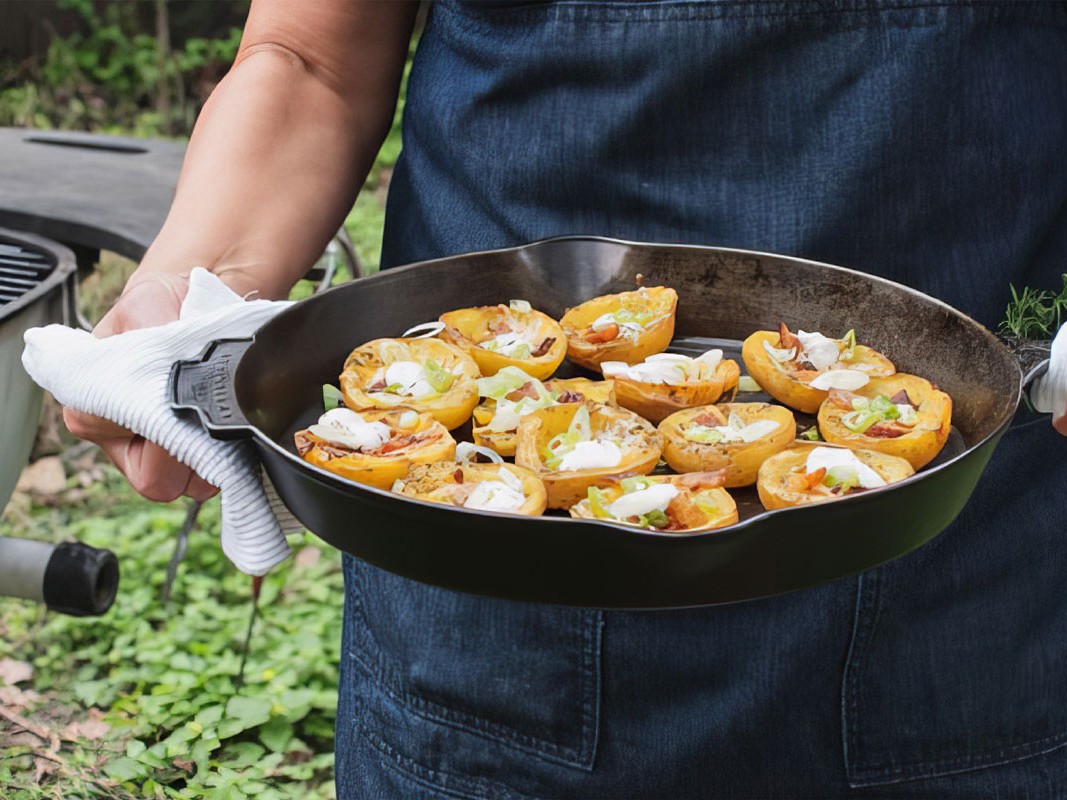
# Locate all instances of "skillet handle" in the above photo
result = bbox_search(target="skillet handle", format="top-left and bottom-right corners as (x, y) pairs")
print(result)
(999, 335), (1051, 389)
(169, 338), (255, 439)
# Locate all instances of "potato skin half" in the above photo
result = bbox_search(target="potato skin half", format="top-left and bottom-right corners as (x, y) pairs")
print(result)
(568, 473), (738, 532)
(471, 378), (617, 458)
(660, 402), (797, 487)
(296, 410), (456, 490)
(560, 287), (678, 369)
(339, 337), (480, 430)
(612, 359), (741, 424)
(439, 304), (567, 379)
(817, 373), (953, 469)
(756, 443), (915, 510)
(514, 403), (662, 509)
(741, 330), (895, 414)
(393, 461), (548, 516)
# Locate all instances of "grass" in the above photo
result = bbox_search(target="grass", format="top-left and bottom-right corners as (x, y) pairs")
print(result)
(1, 471), (344, 799)
(999, 274), (1067, 340)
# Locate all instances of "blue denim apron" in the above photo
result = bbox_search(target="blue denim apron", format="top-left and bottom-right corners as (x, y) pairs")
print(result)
(338, 2), (1067, 797)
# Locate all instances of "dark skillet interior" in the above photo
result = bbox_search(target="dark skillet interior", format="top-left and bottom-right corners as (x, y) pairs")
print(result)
(230, 237), (1021, 607)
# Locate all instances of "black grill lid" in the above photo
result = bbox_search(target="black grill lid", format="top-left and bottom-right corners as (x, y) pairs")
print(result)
(0, 229), (76, 325)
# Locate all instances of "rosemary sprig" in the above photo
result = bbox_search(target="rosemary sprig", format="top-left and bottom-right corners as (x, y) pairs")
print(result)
(999, 274), (1067, 340)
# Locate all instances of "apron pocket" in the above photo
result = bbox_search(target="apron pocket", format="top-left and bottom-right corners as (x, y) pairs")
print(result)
(346, 557), (602, 771)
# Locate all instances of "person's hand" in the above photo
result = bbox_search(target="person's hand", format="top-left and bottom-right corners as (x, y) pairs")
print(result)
(62, 272), (218, 502)
(1028, 322), (1067, 437)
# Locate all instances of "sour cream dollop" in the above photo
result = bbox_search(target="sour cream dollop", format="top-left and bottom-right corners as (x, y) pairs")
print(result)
(557, 440), (623, 471)
(607, 483), (679, 519)
(380, 361), (436, 399)
(308, 408), (391, 452)
(805, 446), (886, 489)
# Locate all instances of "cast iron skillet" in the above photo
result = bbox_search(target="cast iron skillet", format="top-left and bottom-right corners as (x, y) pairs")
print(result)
(170, 236), (1042, 609)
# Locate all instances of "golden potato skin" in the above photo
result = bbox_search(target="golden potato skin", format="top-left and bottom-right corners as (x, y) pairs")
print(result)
(439, 304), (567, 379)
(471, 378), (617, 458)
(756, 444), (915, 510)
(659, 402), (796, 487)
(817, 373), (953, 470)
(339, 337), (480, 430)
(612, 358), (741, 424)
(569, 473), (738, 532)
(514, 403), (662, 509)
(295, 410), (456, 490)
(393, 462), (548, 516)
(560, 287), (678, 369)
(740, 330), (895, 414)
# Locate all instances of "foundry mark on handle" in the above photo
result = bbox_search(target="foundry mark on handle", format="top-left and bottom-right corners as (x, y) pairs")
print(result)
(169, 338), (255, 438)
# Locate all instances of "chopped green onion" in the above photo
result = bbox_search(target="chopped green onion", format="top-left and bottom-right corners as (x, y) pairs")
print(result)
(613, 307), (654, 327)
(423, 358), (455, 393)
(824, 465), (860, 490)
(509, 299), (532, 313)
(587, 487), (612, 518)
(639, 509), (670, 529)
(694, 495), (720, 516)
(840, 329), (857, 362)
(684, 425), (725, 444)
(384, 382), (403, 393)
(868, 394), (898, 419)
(850, 397), (870, 411)
(568, 405), (592, 442)
(398, 410), (419, 428)
(799, 428), (823, 441)
(737, 375), (762, 393)
(322, 384), (344, 411)
(620, 477), (653, 493)
(841, 409), (881, 433)
(477, 366), (534, 399)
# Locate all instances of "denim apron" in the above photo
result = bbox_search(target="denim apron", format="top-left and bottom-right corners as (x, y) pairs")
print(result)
(338, 2), (1067, 797)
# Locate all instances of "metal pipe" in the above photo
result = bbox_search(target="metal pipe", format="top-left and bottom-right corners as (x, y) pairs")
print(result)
(0, 537), (118, 616)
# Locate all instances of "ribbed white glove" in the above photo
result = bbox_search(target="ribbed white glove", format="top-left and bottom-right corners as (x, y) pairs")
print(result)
(21, 268), (302, 575)
(1029, 323), (1067, 427)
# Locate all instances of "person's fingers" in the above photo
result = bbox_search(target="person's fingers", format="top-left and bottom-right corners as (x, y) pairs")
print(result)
(1053, 413), (1067, 438)
(120, 437), (218, 503)
(62, 406), (132, 443)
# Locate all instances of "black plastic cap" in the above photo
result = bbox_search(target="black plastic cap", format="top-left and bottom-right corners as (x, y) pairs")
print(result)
(42, 541), (119, 617)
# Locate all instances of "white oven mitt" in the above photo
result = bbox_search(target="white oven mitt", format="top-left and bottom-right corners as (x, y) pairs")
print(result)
(20, 267), (303, 576)
(1029, 323), (1067, 426)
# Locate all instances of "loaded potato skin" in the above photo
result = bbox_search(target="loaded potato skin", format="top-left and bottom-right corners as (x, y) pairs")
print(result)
(817, 373), (952, 470)
(393, 461), (548, 516)
(604, 351), (741, 424)
(294, 408), (456, 490)
(741, 326), (895, 414)
(659, 402), (796, 487)
(439, 302), (567, 379)
(514, 402), (662, 510)
(569, 472), (738, 532)
(756, 443), (915, 510)
(339, 337), (480, 430)
(560, 286), (678, 369)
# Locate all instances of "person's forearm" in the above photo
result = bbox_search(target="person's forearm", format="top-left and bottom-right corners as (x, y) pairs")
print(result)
(132, 0), (418, 299)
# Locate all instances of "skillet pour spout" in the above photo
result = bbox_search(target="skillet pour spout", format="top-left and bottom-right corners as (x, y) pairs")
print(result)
(170, 236), (1038, 609)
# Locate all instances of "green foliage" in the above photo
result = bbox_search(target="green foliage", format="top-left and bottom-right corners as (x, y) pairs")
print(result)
(999, 274), (1067, 340)
(1, 1), (242, 136)
(0, 469), (342, 798)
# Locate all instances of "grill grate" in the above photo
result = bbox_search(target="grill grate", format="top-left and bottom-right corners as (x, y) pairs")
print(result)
(0, 241), (54, 306)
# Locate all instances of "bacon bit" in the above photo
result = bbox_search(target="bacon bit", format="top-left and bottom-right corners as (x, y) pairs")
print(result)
(584, 323), (619, 344)
(692, 412), (723, 427)
(453, 468), (464, 484)
(368, 378), (387, 391)
(864, 422), (909, 439)
(805, 467), (827, 490)
(488, 317), (513, 336)
(778, 322), (802, 353)
(674, 470), (728, 490)
(827, 388), (860, 410)
(506, 382), (540, 401)
(532, 337), (556, 358)
(556, 390), (583, 404)
(889, 389), (915, 407)
(790, 369), (822, 382)
(798, 360), (817, 371)
(666, 494), (706, 530)
(294, 431), (316, 457)
(376, 434), (417, 455)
